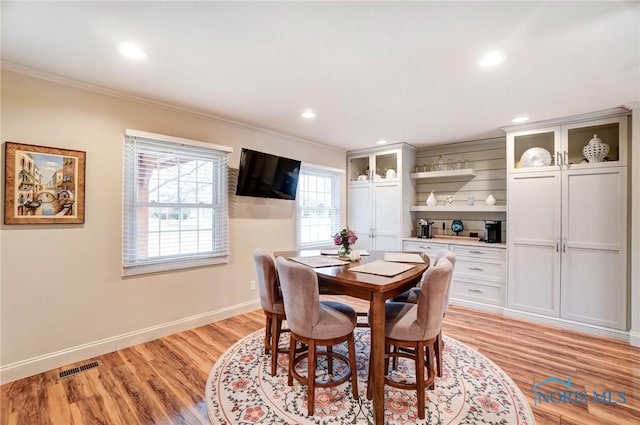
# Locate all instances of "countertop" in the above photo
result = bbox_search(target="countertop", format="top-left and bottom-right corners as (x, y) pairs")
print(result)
(402, 237), (507, 249)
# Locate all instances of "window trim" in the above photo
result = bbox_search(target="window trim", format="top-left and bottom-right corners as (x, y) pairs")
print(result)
(122, 129), (232, 276)
(295, 163), (344, 250)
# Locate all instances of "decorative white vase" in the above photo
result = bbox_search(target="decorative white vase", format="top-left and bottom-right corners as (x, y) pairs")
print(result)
(426, 191), (437, 206)
(485, 194), (496, 206)
(582, 134), (609, 163)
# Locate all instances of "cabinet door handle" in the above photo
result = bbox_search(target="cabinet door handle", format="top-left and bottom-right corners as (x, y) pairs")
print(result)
(556, 151), (563, 168)
(419, 246), (432, 249)
(468, 289), (484, 294)
(563, 237), (567, 253)
(468, 250), (483, 255)
(468, 267), (484, 271)
(556, 237), (560, 252)
(564, 151), (569, 168)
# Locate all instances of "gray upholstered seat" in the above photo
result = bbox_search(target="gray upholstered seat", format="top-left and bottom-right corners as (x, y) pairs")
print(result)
(276, 256), (359, 416)
(367, 257), (453, 420)
(253, 249), (287, 375)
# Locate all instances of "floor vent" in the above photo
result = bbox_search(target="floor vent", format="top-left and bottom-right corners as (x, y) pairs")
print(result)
(57, 360), (101, 379)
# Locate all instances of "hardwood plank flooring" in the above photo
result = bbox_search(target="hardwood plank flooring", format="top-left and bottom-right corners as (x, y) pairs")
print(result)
(2, 303), (638, 425)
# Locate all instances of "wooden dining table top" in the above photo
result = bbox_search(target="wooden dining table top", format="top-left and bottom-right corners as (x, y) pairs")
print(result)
(273, 249), (430, 298)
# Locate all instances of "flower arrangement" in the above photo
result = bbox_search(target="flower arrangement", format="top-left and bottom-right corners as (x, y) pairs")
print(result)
(333, 227), (358, 257)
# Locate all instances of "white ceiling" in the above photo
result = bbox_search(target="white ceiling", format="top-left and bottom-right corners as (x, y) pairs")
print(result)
(2, 1), (639, 151)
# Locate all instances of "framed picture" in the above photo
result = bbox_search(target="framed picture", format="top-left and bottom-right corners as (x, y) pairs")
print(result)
(4, 142), (86, 224)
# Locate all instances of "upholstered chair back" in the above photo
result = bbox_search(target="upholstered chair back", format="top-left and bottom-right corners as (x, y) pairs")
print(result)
(434, 250), (457, 312)
(415, 258), (453, 340)
(253, 249), (282, 314)
(275, 257), (320, 337)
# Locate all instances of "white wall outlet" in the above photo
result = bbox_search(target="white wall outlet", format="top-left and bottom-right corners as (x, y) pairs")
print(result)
(250, 280), (256, 291)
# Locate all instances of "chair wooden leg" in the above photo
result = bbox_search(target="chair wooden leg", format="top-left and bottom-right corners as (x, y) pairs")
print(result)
(435, 330), (443, 377)
(348, 335), (358, 399)
(264, 316), (273, 353)
(287, 334), (296, 387)
(366, 350), (373, 400)
(391, 344), (398, 370)
(270, 316), (280, 375)
(384, 343), (391, 375)
(416, 342), (426, 420)
(327, 345), (333, 376)
(307, 340), (317, 416)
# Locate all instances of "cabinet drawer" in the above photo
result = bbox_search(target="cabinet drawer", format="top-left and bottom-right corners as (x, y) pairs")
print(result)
(451, 245), (505, 260)
(451, 279), (504, 306)
(403, 240), (448, 263)
(454, 257), (505, 283)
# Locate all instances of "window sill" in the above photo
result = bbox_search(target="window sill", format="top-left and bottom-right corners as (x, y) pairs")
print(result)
(122, 256), (228, 277)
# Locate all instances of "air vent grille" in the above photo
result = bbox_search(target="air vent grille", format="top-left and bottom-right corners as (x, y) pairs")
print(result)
(57, 360), (100, 379)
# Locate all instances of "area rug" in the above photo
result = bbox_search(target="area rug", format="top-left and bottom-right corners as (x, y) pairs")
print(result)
(205, 328), (535, 424)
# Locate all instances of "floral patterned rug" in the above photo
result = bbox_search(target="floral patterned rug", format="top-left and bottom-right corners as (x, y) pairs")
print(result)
(205, 328), (534, 424)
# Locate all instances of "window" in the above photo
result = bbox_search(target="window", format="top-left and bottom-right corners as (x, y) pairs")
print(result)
(296, 164), (342, 249)
(123, 129), (232, 276)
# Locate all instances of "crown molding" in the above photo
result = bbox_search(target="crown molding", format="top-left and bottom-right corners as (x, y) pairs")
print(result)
(1, 60), (346, 154)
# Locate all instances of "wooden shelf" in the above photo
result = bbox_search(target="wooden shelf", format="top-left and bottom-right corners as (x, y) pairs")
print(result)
(410, 168), (476, 179)
(410, 205), (506, 212)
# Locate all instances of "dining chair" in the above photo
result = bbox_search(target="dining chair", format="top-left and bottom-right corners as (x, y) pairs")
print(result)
(275, 256), (359, 416)
(253, 249), (288, 376)
(391, 250), (456, 377)
(367, 257), (453, 420)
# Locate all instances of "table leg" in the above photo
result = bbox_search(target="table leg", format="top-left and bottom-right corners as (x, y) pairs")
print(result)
(370, 292), (386, 425)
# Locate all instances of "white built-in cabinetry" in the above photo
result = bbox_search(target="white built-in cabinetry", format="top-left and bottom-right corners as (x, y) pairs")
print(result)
(505, 109), (629, 331)
(403, 239), (506, 311)
(347, 144), (415, 251)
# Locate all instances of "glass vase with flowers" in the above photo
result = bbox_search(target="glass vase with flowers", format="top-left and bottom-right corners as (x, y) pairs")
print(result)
(333, 227), (358, 259)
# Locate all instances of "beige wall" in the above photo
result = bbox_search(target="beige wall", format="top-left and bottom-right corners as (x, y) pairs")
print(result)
(0, 70), (347, 382)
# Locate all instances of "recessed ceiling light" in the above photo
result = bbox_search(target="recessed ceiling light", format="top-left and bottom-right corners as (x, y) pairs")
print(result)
(511, 115), (530, 123)
(301, 110), (317, 119)
(478, 50), (506, 67)
(376, 140), (388, 145)
(118, 42), (148, 60)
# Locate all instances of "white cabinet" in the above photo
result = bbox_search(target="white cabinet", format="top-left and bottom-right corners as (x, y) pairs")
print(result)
(450, 245), (506, 308)
(560, 168), (627, 328)
(506, 112), (628, 174)
(402, 239), (506, 309)
(348, 144), (415, 251)
(507, 171), (562, 316)
(402, 239), (448, 263)
(505, 110), (629, 330)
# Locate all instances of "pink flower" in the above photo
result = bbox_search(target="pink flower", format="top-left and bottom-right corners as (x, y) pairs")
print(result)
(333, 228), (358, 247)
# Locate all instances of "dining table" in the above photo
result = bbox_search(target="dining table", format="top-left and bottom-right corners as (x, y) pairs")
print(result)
(274, 250), (429, 425)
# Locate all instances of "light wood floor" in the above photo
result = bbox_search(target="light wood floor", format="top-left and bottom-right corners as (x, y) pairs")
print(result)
(2, 300), (639, 425)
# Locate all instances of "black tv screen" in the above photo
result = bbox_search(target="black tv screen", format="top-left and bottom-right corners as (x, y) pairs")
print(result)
(235, 148), (301, 200)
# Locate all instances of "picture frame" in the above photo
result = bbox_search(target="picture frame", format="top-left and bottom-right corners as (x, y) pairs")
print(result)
(4, 142), (86, 224)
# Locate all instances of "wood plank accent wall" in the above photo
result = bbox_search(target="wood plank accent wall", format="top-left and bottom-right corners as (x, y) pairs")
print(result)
(414, 137), (507, 239)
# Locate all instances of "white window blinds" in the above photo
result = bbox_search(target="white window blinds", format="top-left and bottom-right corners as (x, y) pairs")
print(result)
(122, 130), (232, 276)
(296, 164), (342, 249)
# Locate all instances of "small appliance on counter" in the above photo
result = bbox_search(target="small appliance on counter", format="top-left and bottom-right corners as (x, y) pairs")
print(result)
(417, 219), (434, 239)
(484, 220), (502, 243)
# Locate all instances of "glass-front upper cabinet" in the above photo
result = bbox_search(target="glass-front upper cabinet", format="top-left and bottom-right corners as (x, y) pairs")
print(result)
(507, 126), (560, 173)
(563, 116), (627, 169)
(506, 113), (628, 173)
(348, 149), (400, 183)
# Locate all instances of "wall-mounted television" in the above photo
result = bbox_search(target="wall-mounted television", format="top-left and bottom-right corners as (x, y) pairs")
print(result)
(235, 148), (302, 200)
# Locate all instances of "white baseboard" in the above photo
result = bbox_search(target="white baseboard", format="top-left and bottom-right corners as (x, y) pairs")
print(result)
(449, 298), (505, 314)
(503, 308), (630, 342)
(0, 300), (261, 385)
(630, 330), (640, 347)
